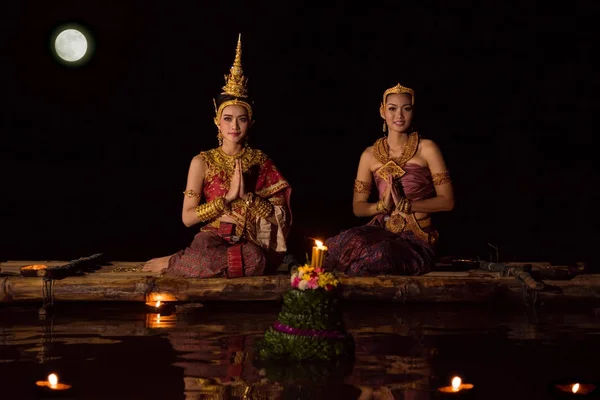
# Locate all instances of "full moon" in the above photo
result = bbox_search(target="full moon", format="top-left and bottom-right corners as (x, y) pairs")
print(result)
(54, 29), (88, 62)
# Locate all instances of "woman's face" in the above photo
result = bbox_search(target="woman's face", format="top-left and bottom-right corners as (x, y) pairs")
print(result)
(218, 104), (252, 145)
(381, 93), (413, 134)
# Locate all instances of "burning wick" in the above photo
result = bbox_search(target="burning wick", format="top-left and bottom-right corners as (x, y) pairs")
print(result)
(155, 300), (161, 308)
(573, 383), (580, 394)
(48, 374), (58, 388)
(315, 240), (324, 249)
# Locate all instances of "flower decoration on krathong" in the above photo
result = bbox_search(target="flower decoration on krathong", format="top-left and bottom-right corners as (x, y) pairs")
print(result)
(290, 265), (339, 291)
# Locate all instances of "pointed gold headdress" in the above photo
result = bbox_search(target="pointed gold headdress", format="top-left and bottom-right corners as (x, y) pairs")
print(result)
(213, 34), (253, 125)
(379, 83), (415, 113)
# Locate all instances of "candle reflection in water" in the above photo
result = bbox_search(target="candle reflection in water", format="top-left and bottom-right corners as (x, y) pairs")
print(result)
(145, 312), (177, 329)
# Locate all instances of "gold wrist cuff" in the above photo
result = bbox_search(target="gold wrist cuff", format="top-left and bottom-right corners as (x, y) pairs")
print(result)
(195, 196), (229, 222)
(376, 199), (391, 214)
(396, 197), (412, 214)
(250, 195), (274, 218)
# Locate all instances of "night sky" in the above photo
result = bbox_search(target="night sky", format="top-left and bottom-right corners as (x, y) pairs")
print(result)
(1, 1), (597, 266)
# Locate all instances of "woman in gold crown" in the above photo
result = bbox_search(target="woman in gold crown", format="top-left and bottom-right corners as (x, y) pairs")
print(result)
(143, 35), (292, 278)
(323, 84), (454, 276)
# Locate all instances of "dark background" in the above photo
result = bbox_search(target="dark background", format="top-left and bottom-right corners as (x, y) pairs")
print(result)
(0, 1), (597, 266)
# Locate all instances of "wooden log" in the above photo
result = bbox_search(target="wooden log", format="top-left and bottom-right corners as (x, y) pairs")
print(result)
(1, 261), (600, 304)
(153, 275), (286, 302)
(2, 274), (151, 303)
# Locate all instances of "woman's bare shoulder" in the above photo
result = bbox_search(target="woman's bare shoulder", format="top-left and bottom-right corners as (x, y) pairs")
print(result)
(190, 153), (208, 170)
(419, 138), (441, 151)
(361, 145), (376, 160)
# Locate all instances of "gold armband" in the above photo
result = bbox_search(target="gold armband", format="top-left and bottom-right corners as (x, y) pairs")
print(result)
(250, 195), (274, 218)
(194, 196), (230, 222)
(432, 170), (452, 186)
(354, 179), (372, 194)
(183, 189), (201, 198)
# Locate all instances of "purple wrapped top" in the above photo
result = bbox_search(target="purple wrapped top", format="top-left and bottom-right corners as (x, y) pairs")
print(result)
(374, 163), (435, 203)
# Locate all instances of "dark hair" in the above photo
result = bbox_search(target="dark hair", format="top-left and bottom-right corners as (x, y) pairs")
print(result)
(215, 93), (254, 110)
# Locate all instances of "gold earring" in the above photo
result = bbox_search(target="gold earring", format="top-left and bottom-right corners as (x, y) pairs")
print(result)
(382, 121), (387, 133)
(217, 131), (223, 146)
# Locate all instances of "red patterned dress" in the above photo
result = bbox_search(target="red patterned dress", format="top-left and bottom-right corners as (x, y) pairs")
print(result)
(165, 147), (292, 278)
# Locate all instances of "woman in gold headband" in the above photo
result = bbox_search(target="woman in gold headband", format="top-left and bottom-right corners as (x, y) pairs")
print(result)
(323, 84), (454, 276)
(143, 35), (292, 278)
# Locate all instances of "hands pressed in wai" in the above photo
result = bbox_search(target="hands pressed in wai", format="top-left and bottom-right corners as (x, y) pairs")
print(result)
(380, 176), (396, 212)
(225, 159), (248, 203)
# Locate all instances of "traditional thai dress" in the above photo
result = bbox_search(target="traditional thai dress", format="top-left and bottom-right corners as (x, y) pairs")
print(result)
(324, 133), (438, 276)
(165, 147), (292, 278)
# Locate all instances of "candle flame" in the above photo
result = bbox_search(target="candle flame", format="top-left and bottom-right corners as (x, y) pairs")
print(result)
(157, 314), (161, 322)
(572, 383), (580, 393)
(451, 376), (462, 391)
(48, 373), (58, 387)
(315, 240), (324, 248)
(155, 300), (161, 308)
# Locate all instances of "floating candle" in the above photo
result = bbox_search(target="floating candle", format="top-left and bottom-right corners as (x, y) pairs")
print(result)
(36, 373), (72, 390)
(310, 240), (328, 268)
(145, 299), (164, 313)
(437, 376), (474, 397)
(554, 382), (596, 396)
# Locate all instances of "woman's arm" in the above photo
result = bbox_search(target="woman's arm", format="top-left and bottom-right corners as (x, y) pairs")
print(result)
(352, 149), (392, 217)
(181, 155), (207, 227)
(409, 140), (455, 213)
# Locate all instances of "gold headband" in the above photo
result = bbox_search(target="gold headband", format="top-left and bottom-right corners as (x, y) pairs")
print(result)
(213, 34), (253, 125)
(379, 83), (415, 113)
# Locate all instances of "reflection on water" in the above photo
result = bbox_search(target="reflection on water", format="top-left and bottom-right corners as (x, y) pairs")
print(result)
(1, 302), (599, 399)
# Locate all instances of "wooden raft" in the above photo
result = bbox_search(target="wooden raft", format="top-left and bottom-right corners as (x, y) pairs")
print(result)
(0, 260), (599, 304)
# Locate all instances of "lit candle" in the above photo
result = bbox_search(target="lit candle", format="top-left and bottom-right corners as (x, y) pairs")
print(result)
(146, 299), (164, 313)
(36, 373), (72, 391)
(437, 376), (474, 397)
(310, 240), (328, 268)
(554, 381), (596, 397)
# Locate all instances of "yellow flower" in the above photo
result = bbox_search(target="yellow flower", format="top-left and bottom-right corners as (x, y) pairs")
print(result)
(297, 265), (314, 276)
(317, 272), (339, 288)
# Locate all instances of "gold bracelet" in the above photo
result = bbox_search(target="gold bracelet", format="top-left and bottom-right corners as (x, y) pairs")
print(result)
(396, 197), (412, 214)
(194, 196), (229, 222)
(245, 192), (255, 207)
(250, 195), (274, 218)
(376, 199), (391, 214)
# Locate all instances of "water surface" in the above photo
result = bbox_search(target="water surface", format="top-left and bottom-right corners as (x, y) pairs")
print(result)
(1, 301), (599, 399)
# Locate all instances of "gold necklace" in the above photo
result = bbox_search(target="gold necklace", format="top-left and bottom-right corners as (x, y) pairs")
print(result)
(202, 146), (266, 176)
(373, 132), (419, 166)
(218, 146), (246, 160)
